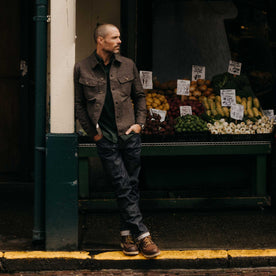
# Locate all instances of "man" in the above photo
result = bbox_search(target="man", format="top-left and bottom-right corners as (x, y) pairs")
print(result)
(74, 23), (160, 258)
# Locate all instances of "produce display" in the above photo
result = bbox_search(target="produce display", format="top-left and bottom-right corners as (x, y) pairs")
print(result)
(207, 117), (274, 134)
(167, 98), (205, 118)
(146, 92), (170, 111)
(211, 72), (254, 97)
(142, 73), (274, 141)
(143, 112), (175, 136)
(200, 95), (263, 120)
(189, 79), (214, 100)
(174, 115), (208, 133)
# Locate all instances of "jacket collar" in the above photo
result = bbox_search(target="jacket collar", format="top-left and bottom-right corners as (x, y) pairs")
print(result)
(89, 51), (122, 69)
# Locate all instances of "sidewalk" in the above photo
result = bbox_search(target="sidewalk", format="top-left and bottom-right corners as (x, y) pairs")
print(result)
(2, 182), (276, 273)
(2, 249), (276, 272)
(0, 182), (34, 251)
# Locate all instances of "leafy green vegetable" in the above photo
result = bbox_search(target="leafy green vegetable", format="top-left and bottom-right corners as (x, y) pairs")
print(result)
(211, 72), (254, 97)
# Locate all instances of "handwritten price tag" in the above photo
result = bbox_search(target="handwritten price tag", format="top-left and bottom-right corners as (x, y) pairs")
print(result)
(180, 106), (192, 116)
(220, 89), (236, 107)
(140, 71), (153, 89)
(263, 109), (274, 119)
(228, 60), (242, 75)
(192, 65), (205, 81)
(230, 104), (244, 120)
(150, 108), (167, 122)
(177, 80), (190, 95)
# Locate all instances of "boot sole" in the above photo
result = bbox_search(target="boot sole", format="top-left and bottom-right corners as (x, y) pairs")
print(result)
(122, 250), (139, 256)
(120, 243), (139, 256)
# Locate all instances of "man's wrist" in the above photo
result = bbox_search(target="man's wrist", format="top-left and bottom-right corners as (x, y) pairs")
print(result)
(138, 123), (145, 130)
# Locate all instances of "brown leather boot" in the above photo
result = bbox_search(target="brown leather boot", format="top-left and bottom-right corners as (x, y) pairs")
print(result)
(120, 235), (139, 256)
(138, 236), (160, 258)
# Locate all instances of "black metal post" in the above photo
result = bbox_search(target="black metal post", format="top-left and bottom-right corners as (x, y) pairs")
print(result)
(33, 0), (48, 243)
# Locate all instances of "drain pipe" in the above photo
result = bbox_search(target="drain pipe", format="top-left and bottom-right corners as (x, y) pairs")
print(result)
(33, 0), (48, 243)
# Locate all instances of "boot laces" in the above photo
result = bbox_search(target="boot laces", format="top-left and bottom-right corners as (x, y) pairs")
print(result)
(125, 235), (135, 244)
(142, 236), (154, 247)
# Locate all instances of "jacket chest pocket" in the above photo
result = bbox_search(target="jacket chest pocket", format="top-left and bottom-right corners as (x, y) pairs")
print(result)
(79, 77), (98, 101)
(118, 75), (134, 96)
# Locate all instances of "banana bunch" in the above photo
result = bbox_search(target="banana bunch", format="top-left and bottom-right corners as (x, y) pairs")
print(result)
(237, 96), (262, 118)
(200, 95), (263, 119)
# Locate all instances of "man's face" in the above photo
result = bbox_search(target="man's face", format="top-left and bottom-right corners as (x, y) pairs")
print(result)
(100, 26), (121, 54)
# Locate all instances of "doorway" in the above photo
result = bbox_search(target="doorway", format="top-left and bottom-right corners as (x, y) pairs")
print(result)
(0, 0), (34, 180)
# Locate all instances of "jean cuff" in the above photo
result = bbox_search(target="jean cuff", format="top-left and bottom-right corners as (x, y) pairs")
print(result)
(137, 232), (150, 241)
(120, 230), (131, 236)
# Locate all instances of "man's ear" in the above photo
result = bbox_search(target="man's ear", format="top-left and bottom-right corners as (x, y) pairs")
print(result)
(97, 36), (104, 45)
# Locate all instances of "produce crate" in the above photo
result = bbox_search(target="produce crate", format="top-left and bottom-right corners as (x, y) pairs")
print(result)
(141, 132), (211, 142)
(209, 133), (274, 142)
(141, 132), (274, 143)
(79, 132), (274, 144)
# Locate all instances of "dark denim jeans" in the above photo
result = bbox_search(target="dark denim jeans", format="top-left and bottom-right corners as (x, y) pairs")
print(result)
(96, 134), (149, 239)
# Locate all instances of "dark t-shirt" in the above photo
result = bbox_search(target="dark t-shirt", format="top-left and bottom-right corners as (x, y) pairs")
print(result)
(95, 52), (134, 143)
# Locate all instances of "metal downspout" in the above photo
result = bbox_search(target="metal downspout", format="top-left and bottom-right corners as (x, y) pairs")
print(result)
(33, 0), (48, 242)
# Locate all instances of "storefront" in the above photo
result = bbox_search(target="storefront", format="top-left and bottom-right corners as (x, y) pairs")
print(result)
(41, 0), (276, 250)
(77, 0), (276, 209)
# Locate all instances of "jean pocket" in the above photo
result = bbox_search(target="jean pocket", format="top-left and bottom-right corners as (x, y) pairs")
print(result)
(95, 137), (105, 145)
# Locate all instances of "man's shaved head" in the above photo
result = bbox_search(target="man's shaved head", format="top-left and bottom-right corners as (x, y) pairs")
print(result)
(94, 24), (118, 43)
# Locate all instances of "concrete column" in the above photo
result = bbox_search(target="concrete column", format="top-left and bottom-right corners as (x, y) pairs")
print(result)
(50, 0), (76, 133)
(46, 0), (78, 250)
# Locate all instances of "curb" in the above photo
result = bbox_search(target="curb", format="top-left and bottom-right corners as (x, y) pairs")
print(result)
(2, 249), (276, 272)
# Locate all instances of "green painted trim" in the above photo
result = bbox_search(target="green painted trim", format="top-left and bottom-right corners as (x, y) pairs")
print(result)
(79, 196), (270, 211)
(46, 133), (78, 250)
(256, 154), (267, 196)
(78, 158), (89, 198)
(79, 142), (271, 157)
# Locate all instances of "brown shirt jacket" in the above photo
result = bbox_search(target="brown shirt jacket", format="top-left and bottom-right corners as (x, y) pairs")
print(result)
(74, 53), (147, 139)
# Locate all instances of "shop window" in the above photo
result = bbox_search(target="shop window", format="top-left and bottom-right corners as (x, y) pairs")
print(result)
(121, 0), (276, 110)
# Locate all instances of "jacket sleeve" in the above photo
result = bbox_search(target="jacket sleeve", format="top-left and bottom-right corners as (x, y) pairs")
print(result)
(74, 63), (97, 139)
(131, 62), (147, 125)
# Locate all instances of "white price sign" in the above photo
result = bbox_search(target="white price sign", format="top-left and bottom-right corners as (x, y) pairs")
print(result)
(230, 104), (244, 121)
(139, 71), (153, 89)
(192, 65), (206, 81)
(150, 108), (167, 122)
(263, 109), (274, 120)
(180, 106), (192, 117)
(228, 60), (242, 75)
(177, 79), (190, 95)
(220, 89), (236, 107)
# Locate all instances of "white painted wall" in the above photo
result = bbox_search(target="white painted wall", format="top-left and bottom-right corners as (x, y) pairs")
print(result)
(50, 0), (76, 133)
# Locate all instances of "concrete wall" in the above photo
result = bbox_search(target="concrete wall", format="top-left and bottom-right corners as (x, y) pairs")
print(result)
(50, 0), (76, 133)
(75, 0), (121, 62)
